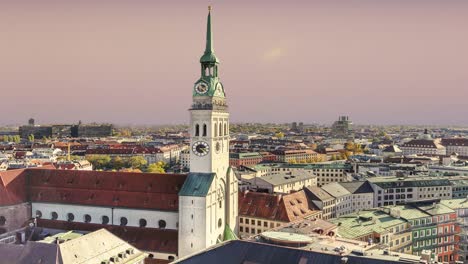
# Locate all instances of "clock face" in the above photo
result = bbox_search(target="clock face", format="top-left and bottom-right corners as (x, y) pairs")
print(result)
(192, 141), (210, 156)
(195, 82), (209, 95)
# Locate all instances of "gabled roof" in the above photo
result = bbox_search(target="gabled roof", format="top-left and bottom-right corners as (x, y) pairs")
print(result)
(179, 172), (215, 197)
(0, 169), (27, 206)
(321, 182), (351, 198)
(238, 191), (319, 222)
(339, 181), (374, 194)
(27, 169), (187, 211)
(305, 186), (334, 202)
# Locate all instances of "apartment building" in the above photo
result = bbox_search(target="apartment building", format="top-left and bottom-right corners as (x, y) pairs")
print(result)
(369, 176), (452, 207)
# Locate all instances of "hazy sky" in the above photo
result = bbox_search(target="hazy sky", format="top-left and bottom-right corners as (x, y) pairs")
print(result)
(1, 0), (467, 126)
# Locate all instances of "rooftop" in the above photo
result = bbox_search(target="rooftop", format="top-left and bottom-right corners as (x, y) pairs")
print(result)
(330, 210), (406, 239)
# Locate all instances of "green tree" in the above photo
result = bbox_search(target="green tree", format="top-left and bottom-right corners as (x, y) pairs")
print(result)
(3, 135), (8, 142)
(147, 161), (166, 173)
(275, 132), (285, 139)
(128, 156), (147, 170)
(28, 134), (35, 142)
(111, 156), (125, 170)
(86, 155), (111, 170)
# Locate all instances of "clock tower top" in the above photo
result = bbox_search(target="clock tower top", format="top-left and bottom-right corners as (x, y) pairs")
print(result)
(193, 7), (226, 100)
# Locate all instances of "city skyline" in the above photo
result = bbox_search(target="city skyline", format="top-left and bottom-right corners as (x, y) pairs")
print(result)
(1, 0), (467, 126)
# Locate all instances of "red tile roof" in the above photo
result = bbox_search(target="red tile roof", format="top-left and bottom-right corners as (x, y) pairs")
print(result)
(36, 219), (178, 254)
(27, 169), (187, 211)
(0, 169), (27, 206)
(238, 190), (319, 222)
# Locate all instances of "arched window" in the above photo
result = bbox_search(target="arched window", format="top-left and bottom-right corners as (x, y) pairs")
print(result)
(102, 215), (110, 225)
(224, 123), (227, 136)
(120, 217), (128, 226)
(203, 124), (207, 137)
(0, 216), (5, 226)
(84, 214), (92, 223)
(67, 213), (74, 222)
(214, 123), (217, 137)
(139, 218), (147, 228)
(218, 218), (222, 228)
(51, 212), (58, 220)
(219, 123), (223, 136)
(158, 219), (167, 229)
(205, 67), (210, 76)
(195, 124), (200, 136)
(35, 210), (42, 218)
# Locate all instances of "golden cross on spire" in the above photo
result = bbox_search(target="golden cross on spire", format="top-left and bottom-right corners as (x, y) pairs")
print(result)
(208, 5), (212, 11)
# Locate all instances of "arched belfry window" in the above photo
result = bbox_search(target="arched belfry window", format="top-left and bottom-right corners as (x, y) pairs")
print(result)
(224, 123), (227, 136)
(195, 124), (200, 136)
(203, 124), (207, 137)
(219, 123), (223, 136)
(214, 123), (218, 137)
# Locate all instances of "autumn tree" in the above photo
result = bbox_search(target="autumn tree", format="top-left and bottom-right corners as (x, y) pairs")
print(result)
(86, 155), (111, 170)
(147, 161), (166, 173)
(127, 156), (147, 170)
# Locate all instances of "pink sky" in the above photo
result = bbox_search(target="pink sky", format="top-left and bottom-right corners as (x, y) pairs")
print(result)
(1, 0), (467, 125)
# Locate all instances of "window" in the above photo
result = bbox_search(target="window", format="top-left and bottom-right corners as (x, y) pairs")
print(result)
(67, 213), (75, 222)
(203, 124), (207, 137)
(218, 218), (222, 228)
(240, 218), (243, 224)
(195, 124), (200, 136)
(159, 219), (167, 229)
(257, 220), (261, 226)
(35, 210), (42, 218)
(120, 217), (128, 226)
(139, 218), (147, 228)
(246, 219), (249, 224)
(219, 123), (223, 136)
(84, 214), (92, 223)
(51, 212), (58, 220)
(102, 215), (110, 225)
(0, 216), (5, 226)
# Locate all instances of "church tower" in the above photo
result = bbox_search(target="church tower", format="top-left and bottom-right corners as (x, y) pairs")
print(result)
(178, 6), (238, 258)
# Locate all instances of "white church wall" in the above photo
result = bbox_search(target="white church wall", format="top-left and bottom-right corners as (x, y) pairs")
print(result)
(32, 202), (178, 229)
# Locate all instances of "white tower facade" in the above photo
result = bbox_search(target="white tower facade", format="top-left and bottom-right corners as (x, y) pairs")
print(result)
(178, 7), (238, 258)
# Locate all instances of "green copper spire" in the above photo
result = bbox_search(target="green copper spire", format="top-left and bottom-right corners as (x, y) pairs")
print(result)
(200, 6), (219, 64)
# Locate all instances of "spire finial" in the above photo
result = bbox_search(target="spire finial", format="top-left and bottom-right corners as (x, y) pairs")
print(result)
(205, 7), (213, 53)
(200, 5), (219, 63)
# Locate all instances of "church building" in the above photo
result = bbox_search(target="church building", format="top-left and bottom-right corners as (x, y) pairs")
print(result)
(0, 7), (237, 262)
